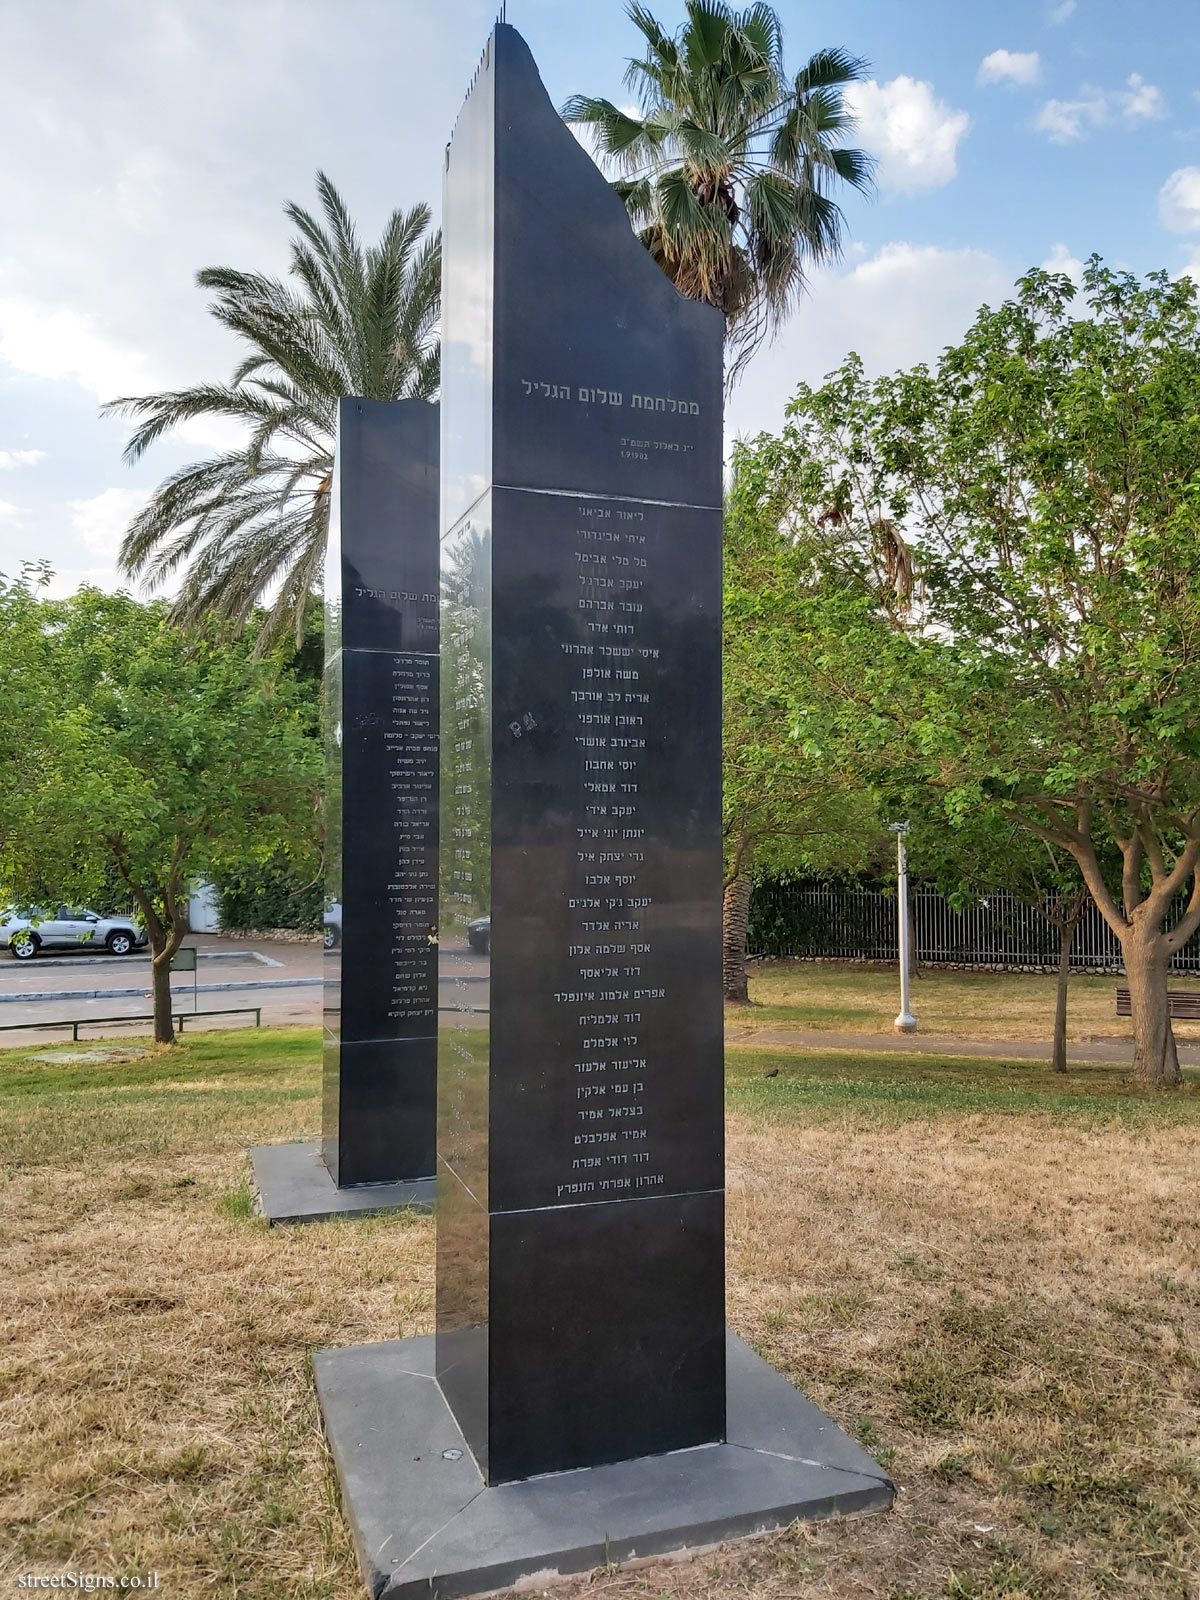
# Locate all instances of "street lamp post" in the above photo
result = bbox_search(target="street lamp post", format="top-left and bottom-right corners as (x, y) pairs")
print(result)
(890, 822), (917, 1033)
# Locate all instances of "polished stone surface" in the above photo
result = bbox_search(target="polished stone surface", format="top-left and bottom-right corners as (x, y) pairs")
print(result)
(440, 35), (722, 525)
(325, 398), (439, 1188)
(249, 1142), (434, 1226)
(314, 1330), (894, 1600)
(436, 24), (725, 1484)
(486, 1191), (725, 1482)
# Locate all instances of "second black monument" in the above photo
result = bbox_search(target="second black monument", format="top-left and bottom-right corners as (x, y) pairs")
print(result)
(251, 397), (439, 1223)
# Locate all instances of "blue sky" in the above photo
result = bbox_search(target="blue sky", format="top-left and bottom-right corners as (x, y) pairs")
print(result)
(2, 0), (1199, 597)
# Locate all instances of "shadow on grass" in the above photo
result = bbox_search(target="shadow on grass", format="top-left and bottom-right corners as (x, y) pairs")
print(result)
(726, 1044), (1200, 1124)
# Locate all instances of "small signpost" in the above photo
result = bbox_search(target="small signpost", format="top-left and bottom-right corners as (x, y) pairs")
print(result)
(170, 945), (198, 1011)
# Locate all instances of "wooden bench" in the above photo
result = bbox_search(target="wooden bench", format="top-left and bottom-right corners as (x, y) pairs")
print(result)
(1115, 989), (1200, 1019)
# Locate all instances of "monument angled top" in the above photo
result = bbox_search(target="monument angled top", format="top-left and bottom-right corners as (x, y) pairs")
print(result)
(441, 22), (724, 533)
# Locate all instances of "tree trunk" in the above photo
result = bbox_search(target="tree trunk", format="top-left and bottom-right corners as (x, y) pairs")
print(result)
(109, 849), (188, 1046)
(1122, 926), (1181, 1089)
(151, 949), (175, 1044)
(723, 871), (753, 1004)
(1051, 914), (1077, 1074)
(147, 910), (187, 1046)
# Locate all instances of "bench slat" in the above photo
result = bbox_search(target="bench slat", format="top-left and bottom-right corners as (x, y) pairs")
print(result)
(1115, 988), (1200, 1018)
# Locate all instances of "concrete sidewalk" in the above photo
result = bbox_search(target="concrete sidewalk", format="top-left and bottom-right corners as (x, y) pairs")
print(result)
(0, 933), (320, 997)
(0, 988), (320, 1044)
(724, 1023), (1200, 1065)
(0, 935), (323, 1044)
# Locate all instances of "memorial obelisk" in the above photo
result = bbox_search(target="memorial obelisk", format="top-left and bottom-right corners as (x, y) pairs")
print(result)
(250, 398), (439, 1223)
(434, 21), (726, 1482)
(313, 28), (891, 1593)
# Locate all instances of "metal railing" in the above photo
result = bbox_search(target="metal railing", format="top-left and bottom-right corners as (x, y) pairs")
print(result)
(0, 1006), (263, 1042)
(747, 884), (1200, 973)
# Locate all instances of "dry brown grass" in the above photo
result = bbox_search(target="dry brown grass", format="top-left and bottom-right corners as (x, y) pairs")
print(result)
(2, 1029), (1197, 1600)
(733, 961), (1200, 1045)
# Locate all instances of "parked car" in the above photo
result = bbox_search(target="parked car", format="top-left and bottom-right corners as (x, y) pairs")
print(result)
(1, 906), (146, 960)
(467, 915), (491, 954)
(323, 901), (342, 950)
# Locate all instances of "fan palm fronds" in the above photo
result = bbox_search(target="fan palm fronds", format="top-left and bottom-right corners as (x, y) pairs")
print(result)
(563, 1), (872, 382)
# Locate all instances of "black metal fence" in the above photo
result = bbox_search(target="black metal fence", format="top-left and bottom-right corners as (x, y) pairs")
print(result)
(747, 883), (1200, 973)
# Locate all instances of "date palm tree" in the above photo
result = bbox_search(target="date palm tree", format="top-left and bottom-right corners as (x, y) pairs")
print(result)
(106, 172), (439, 644)
(562, 1), (872, 380)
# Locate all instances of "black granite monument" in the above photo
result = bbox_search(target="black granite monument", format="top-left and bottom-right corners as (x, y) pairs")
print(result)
(434, 19), (727, 1484)
(250, 398), (439, 1223)
(313, 28), (891, 1595)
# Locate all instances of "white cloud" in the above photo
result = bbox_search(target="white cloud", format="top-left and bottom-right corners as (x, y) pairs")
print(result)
(978, 50), (1040, 88)
(68, 486), (150, 557)
(1159, 167), (1200, 232)
(844, 77), (970, 193)
(0, 448), (46, 469)
(1119, 74), (1166, 123)
(1035, 75), (1166, 141)
(1047, 0), (1076, 23)
(0, 296), (246, 455)
(1035, 90), (1109, 141)
(1042, 243), (1084, 283)
(728, 242), (1011, 441)
(0, 297), (155, 402)
(0, 500), (23, 523)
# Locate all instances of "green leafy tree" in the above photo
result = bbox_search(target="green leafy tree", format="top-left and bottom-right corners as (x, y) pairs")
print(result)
(106, 174), (440, 644)
(563, 0), (872, 378)
(0, 581), (321, 1043)
(741, 260), (1200, 1086)
(723, 454), (884, 1002)
(892, 800), (1098, 1071)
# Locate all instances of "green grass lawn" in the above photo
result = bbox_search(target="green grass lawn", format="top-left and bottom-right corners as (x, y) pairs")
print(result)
(726, 1045), (1200, 1124)
(1, 1028), (1197, 1600)
(730, 960), (1200, 1046)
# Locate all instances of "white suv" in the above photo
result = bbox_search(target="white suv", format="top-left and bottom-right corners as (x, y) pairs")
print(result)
(1, 906), (146, 960)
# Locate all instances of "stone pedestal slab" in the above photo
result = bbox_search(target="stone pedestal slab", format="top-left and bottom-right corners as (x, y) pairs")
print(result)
(314, 1330), (893, 1600)
(249, 1142), (435, 1226)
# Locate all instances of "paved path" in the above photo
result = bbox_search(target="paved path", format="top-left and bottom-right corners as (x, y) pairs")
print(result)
(0, 935), (322, 1043)
(724, 1023), (1200, 1065)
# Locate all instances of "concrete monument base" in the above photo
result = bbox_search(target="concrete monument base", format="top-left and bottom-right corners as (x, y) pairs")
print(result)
(249, 1141), (435, 1226)
(313, 1331), (893, 1600)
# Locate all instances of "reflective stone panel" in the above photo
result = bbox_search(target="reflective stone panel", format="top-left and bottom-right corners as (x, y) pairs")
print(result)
(440, 41), (494, 537)
(324, 397), (439, 1188)
(488, 486), (723, 1213)
(436, 499), (492, 1205)
(436, 24), (725, 1485)
(487, 1190), (726, 1483)
(326, 399), (441, 656)
(491, 34), (722, 505)
(435, 497), (493, 1472)
(337, 648), (437, 1043)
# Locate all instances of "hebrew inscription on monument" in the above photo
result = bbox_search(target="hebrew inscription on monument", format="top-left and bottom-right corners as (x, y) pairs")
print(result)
(324, 397), (439, 1188)
(436, 23), (726, 1485)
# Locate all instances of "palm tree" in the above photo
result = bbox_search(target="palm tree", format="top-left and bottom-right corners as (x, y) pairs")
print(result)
(562, 1), (872, 380)
(106, 173), (440, 643)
